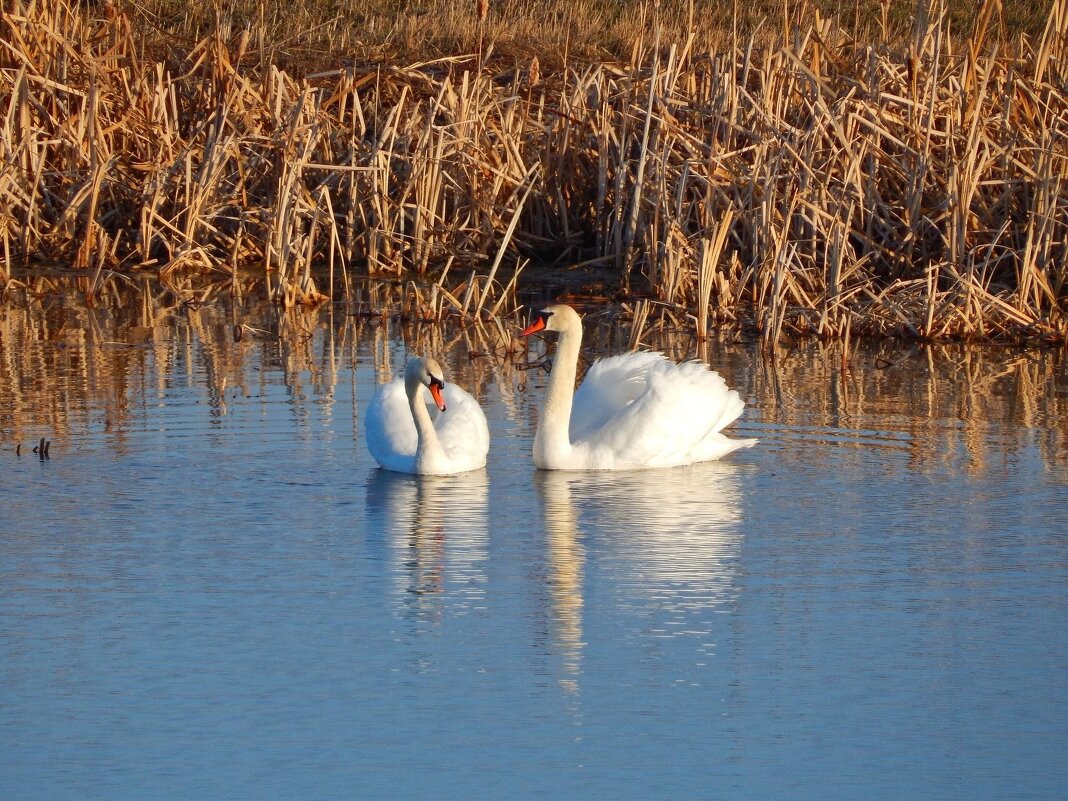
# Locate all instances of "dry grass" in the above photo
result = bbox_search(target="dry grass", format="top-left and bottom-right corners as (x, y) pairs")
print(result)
(118, 0), (1055, 67)
(1, 0), (1066, 342)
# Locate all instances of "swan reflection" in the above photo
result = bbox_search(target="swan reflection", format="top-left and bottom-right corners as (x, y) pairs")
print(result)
(535, 461), (745, 689)
(534, 471), (586, 694)
(364, 469), (489, 626)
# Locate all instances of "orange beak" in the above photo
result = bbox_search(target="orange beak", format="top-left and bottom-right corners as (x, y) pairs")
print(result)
(520, 316), (546, 337)
(429, 381), (446, 411)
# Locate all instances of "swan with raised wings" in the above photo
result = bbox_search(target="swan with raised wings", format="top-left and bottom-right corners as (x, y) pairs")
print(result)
(365, 356), (489, 475)
(520, 304), (756, 470)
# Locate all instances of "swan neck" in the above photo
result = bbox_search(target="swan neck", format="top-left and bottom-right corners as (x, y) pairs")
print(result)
(536, 323), (582, 467)
(407, 376), (447, 468)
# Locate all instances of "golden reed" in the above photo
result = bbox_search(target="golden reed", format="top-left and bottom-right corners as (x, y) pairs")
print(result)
(1, 0), (1065, 342)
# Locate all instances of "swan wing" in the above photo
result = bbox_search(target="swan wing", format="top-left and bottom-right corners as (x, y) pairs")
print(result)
(574, 360), (753, 469)
(569, 351), (671, 441)
(434, 383), (490, 471)
(365, 379), (419, 472)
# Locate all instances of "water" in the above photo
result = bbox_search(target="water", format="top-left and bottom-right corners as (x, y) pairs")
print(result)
(2, 295), (1067, 800)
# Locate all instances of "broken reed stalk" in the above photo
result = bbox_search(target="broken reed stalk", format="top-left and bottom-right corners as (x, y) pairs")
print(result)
(696, 208), (736, 340)
(1, 0), (1066, 342)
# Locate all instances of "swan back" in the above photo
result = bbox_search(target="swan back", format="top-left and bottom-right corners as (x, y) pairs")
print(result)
(568, 351), (670, 442)
(570, 357), (753, 469)
(432, 383), (490, 470)
(366, 378), (421, 471)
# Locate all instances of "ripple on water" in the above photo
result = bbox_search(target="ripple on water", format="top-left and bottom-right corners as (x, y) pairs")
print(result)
(2, 299), (1067, 801)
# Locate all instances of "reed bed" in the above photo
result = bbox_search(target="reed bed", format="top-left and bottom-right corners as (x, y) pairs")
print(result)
(1, 0), (1066, 342)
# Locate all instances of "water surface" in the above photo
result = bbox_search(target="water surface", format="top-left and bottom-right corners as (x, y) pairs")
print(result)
(2, 294), (1066, 800)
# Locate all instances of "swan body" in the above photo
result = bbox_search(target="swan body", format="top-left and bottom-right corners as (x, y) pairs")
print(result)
(521, 304), (756, 471)
(365, 356), (489, 475)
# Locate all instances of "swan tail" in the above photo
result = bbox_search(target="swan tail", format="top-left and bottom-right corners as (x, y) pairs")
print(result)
(692, 431), (758, 463)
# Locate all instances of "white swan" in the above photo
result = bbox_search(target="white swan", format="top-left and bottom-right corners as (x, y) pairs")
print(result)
(365, 356), (489, 475)
(520, 304), (756, 470)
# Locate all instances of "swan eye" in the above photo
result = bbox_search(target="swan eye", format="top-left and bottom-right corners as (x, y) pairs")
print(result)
(429, 375), (445, 390)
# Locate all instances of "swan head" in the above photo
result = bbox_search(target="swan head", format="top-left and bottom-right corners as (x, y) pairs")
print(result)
(406, 356), (447, 411)
(520, 303), (581, 337)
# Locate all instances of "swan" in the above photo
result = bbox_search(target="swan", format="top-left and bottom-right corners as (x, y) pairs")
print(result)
(520, 304), (756, 470)
(365, 356), (490, 475)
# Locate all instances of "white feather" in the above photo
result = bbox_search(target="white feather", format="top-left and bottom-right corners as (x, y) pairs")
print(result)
(527, 305), (756, 470)
(365, 358), (490, 475)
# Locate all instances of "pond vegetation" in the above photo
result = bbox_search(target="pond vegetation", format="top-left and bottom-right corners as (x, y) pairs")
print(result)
(1, 0), (1066, 343)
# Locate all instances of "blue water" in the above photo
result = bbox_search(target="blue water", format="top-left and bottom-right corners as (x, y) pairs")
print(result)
(1, 303), (1066, 800)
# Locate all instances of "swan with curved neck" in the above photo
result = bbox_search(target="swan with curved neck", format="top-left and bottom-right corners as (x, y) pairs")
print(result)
(365, 356), (489, 475)
(521, 304), (755, 470)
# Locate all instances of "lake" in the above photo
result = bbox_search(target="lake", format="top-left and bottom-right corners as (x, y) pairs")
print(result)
(2, 289), (1067, 800)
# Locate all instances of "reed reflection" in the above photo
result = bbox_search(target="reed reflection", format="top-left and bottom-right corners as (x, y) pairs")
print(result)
(2, 278), (1065, 477)
(364, 469), (489, 628)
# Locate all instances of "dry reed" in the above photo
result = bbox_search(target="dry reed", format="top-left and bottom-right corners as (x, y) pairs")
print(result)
(1, 0), (1066, 342)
